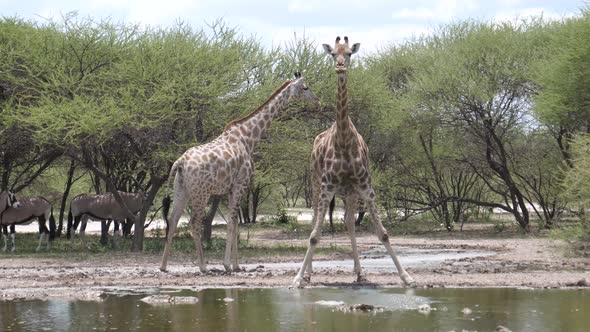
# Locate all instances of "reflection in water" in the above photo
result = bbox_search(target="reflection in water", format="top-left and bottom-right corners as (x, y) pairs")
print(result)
(0, 288), (588, 331)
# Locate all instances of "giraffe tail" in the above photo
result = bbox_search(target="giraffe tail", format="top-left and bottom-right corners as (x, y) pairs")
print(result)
(166, 158), (183, 194)
(162, 158), (182, 239)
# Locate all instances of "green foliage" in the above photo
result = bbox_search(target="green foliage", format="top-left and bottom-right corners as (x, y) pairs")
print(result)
(561, 134), (590, 208)
(493, 221), (507, 233)
(259, 205), (299, 228)
(533, 11), (590, 132)
(3, 9), (590, 243)
(367, 18), (565, 230)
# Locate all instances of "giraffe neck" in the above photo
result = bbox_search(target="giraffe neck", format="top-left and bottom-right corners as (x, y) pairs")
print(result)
(335, 73), (352, 141)
(226, 85), (291, 153)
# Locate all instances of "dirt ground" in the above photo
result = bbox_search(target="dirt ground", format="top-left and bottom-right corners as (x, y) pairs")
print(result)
(1, 227), (589, 300)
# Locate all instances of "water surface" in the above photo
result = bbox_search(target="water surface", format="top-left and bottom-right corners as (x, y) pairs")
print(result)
(1, 287), (588, 331)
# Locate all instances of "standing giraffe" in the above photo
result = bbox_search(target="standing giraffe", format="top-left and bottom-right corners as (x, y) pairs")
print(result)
(292, 37), (415, 287)
(160, 73), (319, 273)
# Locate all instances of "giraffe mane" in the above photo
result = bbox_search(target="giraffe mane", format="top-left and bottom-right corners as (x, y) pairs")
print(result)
(223, 80), (292, 132)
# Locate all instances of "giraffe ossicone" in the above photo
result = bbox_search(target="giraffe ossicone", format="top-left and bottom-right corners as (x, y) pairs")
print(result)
(159, 74), (319, 274)
(292, 37), (415, 288)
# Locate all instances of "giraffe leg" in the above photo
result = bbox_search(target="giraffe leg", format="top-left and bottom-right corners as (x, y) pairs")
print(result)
(223, 216), (237, 272)
(292, 192), (331, 288)
(160, 185), (189, 272)
(304, 180), (322, 277)
(344, 195), (365, 283)
(225, 184), (246, 273)
(363, 188), (415, 287)
(188, 205), (207, 273)
(231, 219), (240, 272)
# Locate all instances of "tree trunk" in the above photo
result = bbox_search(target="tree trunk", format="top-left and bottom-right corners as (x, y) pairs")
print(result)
(240, 190), (251, 224)
(58, 160), (76, 237)
(202, 196), (221, 244)
(132, 174), (166, 252)
(100, 220), (110, 245)
(251, 187), (260, 224)
(483, 123), (530, 231)
(1, 159), (9, 191)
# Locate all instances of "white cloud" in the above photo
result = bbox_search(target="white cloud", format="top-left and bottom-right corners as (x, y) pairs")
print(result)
(88, 0), (201, 26)
(287, 0), (376, 13)
(90, 0), (129, 10)
(392, 0), (479, 21)
(231, 16), (431, 57)
(287, 0), (318, 13)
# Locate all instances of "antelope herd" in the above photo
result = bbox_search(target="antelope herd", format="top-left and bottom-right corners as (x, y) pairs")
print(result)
(0, 38), (414, 287)
(0, 189), (144, 252)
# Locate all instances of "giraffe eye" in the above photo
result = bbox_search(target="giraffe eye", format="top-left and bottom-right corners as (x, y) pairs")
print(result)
(303, 85), (309, 90)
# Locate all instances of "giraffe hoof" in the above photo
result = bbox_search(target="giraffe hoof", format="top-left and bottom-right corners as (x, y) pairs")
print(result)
(159, 266), (168, 272)
(355, 274), (368, 283)
(292, 276), (306, 288)
(401, 273), (416, 287)
(232, 266), (242, 273)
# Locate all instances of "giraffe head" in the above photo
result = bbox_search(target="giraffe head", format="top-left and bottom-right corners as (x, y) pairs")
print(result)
(288, 72), (320, 107)
(322, 36), (360, 74)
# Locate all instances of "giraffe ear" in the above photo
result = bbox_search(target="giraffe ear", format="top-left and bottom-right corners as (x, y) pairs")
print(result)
(322, 44), (333, 55)
(351, 43), (360, 54)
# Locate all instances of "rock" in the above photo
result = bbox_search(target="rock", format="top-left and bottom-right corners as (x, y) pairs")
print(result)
(350, 303), (378, 311)
(496, 325), (512, 332)
(461, 307), (472, 315)
(315, 300), (345, 307)
(418, 304), (432, 314)
(140, 295), (199, 305)
(140, 295), (173, 304)
(172, 296), (200, 304)
(565, 278), (590, 287)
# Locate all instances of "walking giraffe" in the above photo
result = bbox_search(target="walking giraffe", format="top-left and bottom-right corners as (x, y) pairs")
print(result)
(160, 73), (319, 273)
(292, 37), (415, 287)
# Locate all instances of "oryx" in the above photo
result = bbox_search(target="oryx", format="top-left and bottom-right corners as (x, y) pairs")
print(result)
(66, 191), (144, 243)
(1, 196), (56, 252)
(0, 190), (20, 213)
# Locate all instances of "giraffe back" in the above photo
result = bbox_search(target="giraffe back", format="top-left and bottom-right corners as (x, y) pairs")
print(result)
(175, 136), (253, 197)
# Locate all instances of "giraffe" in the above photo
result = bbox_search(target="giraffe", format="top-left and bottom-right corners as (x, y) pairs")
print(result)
(160, 73), (319, 273)
(292, 37), (415, 287)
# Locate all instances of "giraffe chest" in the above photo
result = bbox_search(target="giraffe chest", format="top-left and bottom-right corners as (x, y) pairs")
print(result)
(313, 138), (370, 191)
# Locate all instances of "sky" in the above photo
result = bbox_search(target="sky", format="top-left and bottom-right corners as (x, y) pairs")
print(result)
(0, 0), (586, 56)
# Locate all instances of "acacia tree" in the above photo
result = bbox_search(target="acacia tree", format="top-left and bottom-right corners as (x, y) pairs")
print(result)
(0, 18), (64, 192)
(2, 15), (277, 250)
(415, 21), (553, 231)
(533, 9), (590, 233)
(371, 20), (561, 231)
(533, 11), (590, 166)
(367, 38), (486, 229)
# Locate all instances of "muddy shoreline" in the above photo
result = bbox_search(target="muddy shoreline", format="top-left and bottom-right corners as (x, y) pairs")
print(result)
(1, 231), (589, 300)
